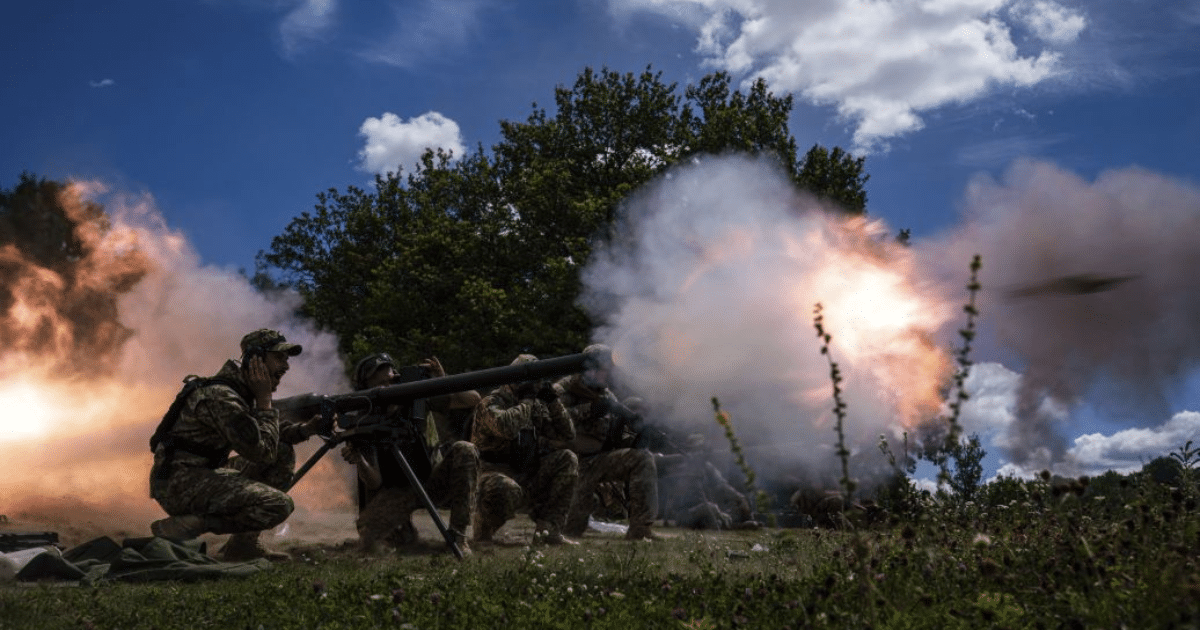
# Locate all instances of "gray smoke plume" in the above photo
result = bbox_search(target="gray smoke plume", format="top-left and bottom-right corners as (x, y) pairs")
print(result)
(920, 159), (1200, 473)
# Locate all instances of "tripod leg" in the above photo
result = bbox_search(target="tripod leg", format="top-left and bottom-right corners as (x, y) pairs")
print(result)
(285, 437), (340, 492)
(389, 444), (464, 560)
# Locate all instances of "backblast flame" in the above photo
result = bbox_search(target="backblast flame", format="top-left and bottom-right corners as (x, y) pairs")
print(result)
(0, 179), (351, 544)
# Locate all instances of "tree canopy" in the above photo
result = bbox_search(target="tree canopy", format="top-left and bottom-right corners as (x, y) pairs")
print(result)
(257, 67), (870, 372)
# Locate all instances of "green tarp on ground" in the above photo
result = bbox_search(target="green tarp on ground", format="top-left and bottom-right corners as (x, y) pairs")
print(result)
(15, 536), (271, 584)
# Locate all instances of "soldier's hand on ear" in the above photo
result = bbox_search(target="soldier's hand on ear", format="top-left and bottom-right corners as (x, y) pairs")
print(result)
(246, 355), (274, 408)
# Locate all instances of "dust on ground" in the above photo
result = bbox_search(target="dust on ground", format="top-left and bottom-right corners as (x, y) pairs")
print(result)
(1, 506), (673, 559)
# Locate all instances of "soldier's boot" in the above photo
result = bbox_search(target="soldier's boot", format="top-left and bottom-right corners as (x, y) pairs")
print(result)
(625, 523), (663, 541)
(384, 520), (419, 547)
(450, 530), (472, 556)
(150, 514), (206, 540)
(472, 507), (502, 543)
(219, 531), (291, 562)
(534, 521), (579, 546)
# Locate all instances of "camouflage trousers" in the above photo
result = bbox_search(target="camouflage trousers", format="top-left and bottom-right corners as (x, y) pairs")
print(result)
(475, 449), (578, 539)
(149, 444), (296, 535)
(356, 441), (479, 548)
(565, 448), (658, 536)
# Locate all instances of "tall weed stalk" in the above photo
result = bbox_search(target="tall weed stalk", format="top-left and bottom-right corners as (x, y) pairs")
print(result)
(712, 397), (772, 522)
(812, 302), (855, 500)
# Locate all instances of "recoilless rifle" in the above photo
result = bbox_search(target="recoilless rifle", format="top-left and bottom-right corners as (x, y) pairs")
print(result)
(275, 351), (601, 559)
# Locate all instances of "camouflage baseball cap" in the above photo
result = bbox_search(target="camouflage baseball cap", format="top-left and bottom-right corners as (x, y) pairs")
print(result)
(240, 329), (303, 357)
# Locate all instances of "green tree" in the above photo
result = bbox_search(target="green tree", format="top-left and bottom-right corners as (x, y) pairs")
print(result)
(258, 67), (870, 371)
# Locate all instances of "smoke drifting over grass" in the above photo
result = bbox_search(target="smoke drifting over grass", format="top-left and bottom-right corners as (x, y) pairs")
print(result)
(0, 181), (352, 540)
(582, 154), (959, 490)
(922, 159), (1200, 474)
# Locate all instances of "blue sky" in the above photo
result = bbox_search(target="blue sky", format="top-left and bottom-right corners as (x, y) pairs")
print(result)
(4, 0), (1200, 484)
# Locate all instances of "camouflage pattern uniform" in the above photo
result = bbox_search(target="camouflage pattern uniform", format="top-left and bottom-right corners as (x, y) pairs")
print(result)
(149, 359), (308, 534)
(554, 373), (658, 538)
(349, 412), (480, 550)
(471, 366), (578, 542)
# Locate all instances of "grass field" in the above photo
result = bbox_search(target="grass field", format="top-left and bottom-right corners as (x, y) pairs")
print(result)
(3, 465), (1198, 630)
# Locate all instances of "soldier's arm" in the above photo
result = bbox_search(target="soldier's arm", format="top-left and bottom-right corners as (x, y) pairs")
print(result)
(480, 399), (535, 439)
(196, 387), (281, 462)
(278, 418), (314, 445)
(539, 396), (575, 443)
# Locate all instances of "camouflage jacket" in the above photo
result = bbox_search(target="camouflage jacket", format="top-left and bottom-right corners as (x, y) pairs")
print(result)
(470, 384), (574, 456)
(553, 374), (625, 454)
(151, 360), (306, 471)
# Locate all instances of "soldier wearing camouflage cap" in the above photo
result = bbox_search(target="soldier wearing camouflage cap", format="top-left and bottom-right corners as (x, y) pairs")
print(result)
(148, 329), (328, 561)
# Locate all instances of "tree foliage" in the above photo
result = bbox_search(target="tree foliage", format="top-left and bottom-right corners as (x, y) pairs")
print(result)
(258, 67), (870, 371)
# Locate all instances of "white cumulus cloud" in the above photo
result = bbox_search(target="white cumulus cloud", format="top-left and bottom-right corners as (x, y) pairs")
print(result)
(356, 111), (466, 176)
(1012, 0), (1086, 45)
(1063, 412), (1200, 477)
(88, 78), (115, 88)
(612, 0), (1087, 152)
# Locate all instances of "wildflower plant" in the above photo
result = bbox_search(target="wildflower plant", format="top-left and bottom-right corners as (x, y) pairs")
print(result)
(712, 396), (773, 521)
(813, 302), (855, 499)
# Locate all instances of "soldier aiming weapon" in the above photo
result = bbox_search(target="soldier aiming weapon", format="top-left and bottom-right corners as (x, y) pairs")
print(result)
(277, 351), (601, 559)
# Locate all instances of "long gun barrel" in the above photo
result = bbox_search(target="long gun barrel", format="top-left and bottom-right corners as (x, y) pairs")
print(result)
(278, 350), (602, 559)
(275, 351), (598, 421)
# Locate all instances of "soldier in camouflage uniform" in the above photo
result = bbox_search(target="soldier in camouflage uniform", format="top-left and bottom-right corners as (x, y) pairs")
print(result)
(471, 355), (579, 545)
(340, 353), (480, 554)
(553, 345), (660, 541)
(149, 329), (327, 561)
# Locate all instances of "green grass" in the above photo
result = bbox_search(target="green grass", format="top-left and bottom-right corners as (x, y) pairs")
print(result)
(3, 471), (1199, 630)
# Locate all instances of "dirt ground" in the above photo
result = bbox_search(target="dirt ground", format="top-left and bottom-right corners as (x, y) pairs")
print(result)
(1, 507), (646, 559)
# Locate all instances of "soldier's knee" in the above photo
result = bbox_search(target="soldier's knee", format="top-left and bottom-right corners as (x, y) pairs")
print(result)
(447, 441), (480, 466)
(449, 441), (478, 458)
(544, 449), (578, 475)
(264, 491), (295, 526)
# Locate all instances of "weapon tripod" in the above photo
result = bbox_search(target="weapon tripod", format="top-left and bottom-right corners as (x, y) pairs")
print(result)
(288, 418), (464, 560)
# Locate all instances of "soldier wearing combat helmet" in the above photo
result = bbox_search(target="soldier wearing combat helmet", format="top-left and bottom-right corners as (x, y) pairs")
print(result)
(553, 344), (661, 541)
(148, 329), (329, 561)
(340, 352), (481, 554)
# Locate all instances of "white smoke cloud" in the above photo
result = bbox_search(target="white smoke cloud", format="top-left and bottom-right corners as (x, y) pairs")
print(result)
(357, 111), (466, 176)
(612, 0), (1085, 152)
(583, 154), (958, 489)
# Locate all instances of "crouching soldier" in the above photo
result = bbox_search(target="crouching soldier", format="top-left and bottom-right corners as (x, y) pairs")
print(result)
(148, 329), (328, 561)
(340, 352), (480, 554)
(471, 355), (579, 545)
(553, 345), (660, 541)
